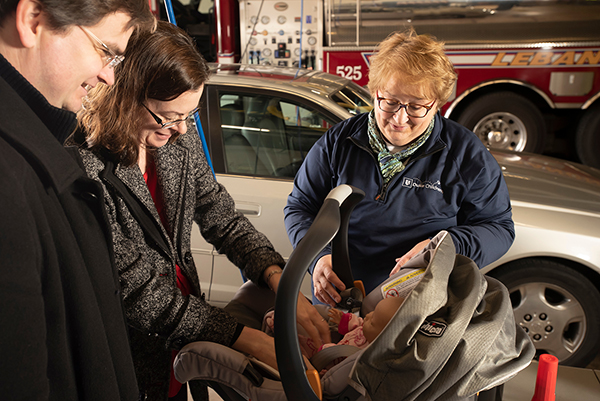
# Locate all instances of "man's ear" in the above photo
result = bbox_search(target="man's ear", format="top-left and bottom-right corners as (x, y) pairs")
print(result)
(15, 0), (44, 48)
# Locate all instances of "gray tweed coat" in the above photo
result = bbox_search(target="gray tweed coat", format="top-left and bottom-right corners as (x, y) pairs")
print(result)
(71, 128), (284, 400)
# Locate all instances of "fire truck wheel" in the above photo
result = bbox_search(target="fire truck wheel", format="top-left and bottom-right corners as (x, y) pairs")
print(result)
(456, 92), (545, 154)
(488, 258), (600, 368)
(575, 102), (600, 169)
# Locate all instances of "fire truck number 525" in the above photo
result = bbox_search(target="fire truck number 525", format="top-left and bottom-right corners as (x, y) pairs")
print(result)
(336, 65), (362, 81)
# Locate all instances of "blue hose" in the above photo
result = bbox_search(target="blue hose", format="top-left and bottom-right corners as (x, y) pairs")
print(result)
(163, 0), (216, 178)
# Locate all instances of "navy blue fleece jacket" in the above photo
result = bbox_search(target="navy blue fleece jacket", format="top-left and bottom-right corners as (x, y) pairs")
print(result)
(284, 112), (514, 294)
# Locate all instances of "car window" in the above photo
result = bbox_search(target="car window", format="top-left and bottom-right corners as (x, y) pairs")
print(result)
(219, 92), (336, 178)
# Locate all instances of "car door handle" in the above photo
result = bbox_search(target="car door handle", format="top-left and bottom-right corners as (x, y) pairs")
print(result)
(235, 202), (261, 217)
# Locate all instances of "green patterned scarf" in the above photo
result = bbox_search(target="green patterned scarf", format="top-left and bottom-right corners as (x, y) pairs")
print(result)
(367, 110), (434, 187)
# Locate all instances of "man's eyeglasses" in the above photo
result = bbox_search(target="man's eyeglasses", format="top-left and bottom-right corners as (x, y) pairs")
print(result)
(78, 25), (124, 69)
(143, 104), (199, 129)
(376, 96), (436, 118)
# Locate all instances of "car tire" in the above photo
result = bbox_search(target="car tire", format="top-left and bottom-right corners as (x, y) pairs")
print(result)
(488, 258), (600, 367)
(575, 102), (600, 169)
(456, 91), (545, 153)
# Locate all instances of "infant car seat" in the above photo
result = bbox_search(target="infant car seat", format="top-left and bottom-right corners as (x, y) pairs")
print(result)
(174, 185), (535, 401)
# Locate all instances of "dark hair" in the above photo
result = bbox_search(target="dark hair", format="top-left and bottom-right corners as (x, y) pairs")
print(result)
(79, 21), (210, 167)
(0, 0), (155, 33)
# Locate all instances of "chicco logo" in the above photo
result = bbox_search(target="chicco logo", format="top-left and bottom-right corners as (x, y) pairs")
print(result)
(418, 320), (447, 337)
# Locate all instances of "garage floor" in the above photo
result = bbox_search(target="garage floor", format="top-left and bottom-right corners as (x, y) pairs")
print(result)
(204, 357), (600, 401)
(589, 352), (600, 370)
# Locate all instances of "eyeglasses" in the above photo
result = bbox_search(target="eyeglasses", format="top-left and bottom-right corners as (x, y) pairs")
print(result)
(143, 104), (199, 129)
(376, 96), (436, 118)
(78, 25), (124, 69)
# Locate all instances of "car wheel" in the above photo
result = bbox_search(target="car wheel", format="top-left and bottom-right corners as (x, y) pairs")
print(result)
(456, 92), (545, 153)
(488, 258), (600, 367)
(575, 102), (600, 169)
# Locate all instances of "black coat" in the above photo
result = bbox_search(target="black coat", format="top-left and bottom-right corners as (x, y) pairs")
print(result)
(0, 64), (138, 399)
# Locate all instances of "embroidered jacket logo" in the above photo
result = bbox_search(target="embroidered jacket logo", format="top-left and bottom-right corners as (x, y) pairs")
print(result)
(419, 320), (447, 337)
(402, 177), (443, 194)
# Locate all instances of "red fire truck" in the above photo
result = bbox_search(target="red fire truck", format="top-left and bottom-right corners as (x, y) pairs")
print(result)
(318, 0), (600, 168)
(174, 0), (600, 168)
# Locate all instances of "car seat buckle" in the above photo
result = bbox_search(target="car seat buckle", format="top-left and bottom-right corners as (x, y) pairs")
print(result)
(337, 286), (364, 313)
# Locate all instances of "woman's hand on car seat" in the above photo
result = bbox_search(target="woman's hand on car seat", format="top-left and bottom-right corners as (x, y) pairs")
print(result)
(267, 265), (331, 348)
(296, 293), (331, 348)
(313, 255), (346, 307)
(389, 239), (431, 276)
(232, 326), (278, 370)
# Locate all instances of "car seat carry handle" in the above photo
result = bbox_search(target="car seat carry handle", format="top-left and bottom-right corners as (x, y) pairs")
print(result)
(331, 186), (366, 311)
(331, 187), (364, 289)
(275, 185), (365, 401)
(306, 369), (323, 400)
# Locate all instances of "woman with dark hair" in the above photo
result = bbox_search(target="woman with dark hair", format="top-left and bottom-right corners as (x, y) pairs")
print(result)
(70, 21), (328, 401)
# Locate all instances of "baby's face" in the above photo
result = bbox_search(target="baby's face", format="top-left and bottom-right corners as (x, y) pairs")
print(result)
(362, 310), (382, 343)
(362, 296), (404, 343)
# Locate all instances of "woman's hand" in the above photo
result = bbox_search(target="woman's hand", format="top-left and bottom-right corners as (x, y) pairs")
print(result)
(295, 293), (331, 348)
(312, 255), (346, 307)
(266, 265), (331, 348)
(232, 327), (320, 375)
(389, 239), (431, 276)
(232, 326), (278, 370)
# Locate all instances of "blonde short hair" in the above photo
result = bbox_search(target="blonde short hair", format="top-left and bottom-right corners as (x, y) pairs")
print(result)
(368, 29), (457, 107)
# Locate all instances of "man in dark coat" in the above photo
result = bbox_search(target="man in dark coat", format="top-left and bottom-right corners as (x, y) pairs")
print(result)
(0, 0), (155, 399)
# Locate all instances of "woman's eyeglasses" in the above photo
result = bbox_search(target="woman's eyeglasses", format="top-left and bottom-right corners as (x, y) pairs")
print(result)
(143, 104), (199, 129)
(376, 97), (436, 118)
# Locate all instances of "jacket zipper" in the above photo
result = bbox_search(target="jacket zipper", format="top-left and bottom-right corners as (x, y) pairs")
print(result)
(349, 137), (446, 202)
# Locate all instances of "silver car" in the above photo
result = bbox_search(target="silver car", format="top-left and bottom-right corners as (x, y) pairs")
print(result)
(191, 64), (600, 367)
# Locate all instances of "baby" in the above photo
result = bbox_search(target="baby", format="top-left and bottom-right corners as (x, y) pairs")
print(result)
(322, 295), (405, 351)
(263, 296), (405, 359)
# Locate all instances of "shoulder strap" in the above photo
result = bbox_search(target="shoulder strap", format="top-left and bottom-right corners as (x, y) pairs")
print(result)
(100, 160), (171, 258)
(309, 344), (361, 372)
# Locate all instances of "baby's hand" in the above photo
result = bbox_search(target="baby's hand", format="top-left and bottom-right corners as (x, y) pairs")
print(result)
(327, 308), (344, 325)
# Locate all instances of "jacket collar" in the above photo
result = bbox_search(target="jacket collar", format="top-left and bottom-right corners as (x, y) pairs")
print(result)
(0, 55), (82, 193)
(0, 54), (77, 142)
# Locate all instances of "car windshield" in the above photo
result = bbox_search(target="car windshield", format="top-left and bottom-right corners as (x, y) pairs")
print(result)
(331, 82), (373, 116)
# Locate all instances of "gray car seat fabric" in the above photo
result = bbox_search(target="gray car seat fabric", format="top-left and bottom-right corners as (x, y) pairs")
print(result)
(350, 231), (535, 401)
(173, 231), (534, 401)
(174, 342), (287, 401)
(224, 280), (276, 330)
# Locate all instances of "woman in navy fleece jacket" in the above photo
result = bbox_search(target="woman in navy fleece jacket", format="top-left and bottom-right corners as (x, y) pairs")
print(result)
(284, 29), (515, 306)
